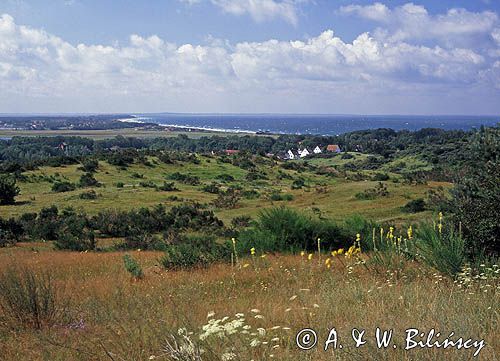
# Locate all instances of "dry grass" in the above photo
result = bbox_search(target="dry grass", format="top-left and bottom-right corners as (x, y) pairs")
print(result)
(0, 244), (497, 361)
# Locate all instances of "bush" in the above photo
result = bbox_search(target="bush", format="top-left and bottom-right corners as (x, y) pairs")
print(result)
(168, 172), (200, 186)
(116, 182), (125, 188)
(123, 232), (166, 251)
(413, 223), (466, 277)
(123, 254), (144, 279)
(244, 207), (343, 252)
(51, 181), (76, 193)
(79, 172), (101, 188)
(231, 215), (252, 228)
(54, 211), (96, 251)
(79, 190), (98, 200)
(268, 191), (293, 202)
(139, 180), (157, 189)
(0, 174), (20, 205)
(291, 178), (305, 190)
(402, 198), (426, 213)
(79, 159), (98, 173)
(211, 189), (241, 209)
(355, 182), (389, 200)
(159, 235), (231, 270)
(0, 267), (66, 329)
(158, 182), (178, 192)
(216, 173), (235, 182)
(201, 182), (220, 194)
(242, 189), (260, 199)
(373, 173), (390, 181)
(342, 214), (379, 251)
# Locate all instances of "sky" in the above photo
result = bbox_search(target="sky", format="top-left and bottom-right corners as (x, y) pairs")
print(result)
(0, 0), (500, 115)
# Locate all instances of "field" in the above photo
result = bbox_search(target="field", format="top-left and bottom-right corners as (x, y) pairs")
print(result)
(0, 153), (444, 224)
(0, 244), (498, 360)
(0, 140), (498, 361)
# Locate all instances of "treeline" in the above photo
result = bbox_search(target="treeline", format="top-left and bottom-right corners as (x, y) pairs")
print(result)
(1, 127), (495, 173)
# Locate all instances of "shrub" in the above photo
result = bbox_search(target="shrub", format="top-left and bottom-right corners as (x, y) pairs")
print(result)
(216, 173), (235, 182)
(247, 207), (343, 252)
(123, 232), (166, 251)
(268, 191), (293, 202)
(79, 172), (101, 188)
(158, 182), (178, 192)
(54, 211), (96, 251)
(0, 174), (20, 205)
(231, 215), (252, 228)
(123, 254), (144, 280)
(413, 223), (466, 277)
(211, 189), (241, 209)
(402, 198), (426, 213)
(51, 181), (76, 193)
(0, 267), (66, 329)
(116, 182), (125, 188)
(245, 170), (268, 181)
(159, 235), (231, 270)
(355, 182), (389, 200)
(79, 159), (98, 173)
(373, 173), (390, 181)
(79, 190), (98, 200)
(342, 214), (379, 251)
(241, 189), (260, 199)
(201, 182), (220, 194)
(291, 178), (305, 190)
(139, 180), (157, 189)
(168, 172), (200, 186)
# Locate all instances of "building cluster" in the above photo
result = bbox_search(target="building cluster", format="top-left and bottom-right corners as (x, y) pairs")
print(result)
(283, 144), (341, 160)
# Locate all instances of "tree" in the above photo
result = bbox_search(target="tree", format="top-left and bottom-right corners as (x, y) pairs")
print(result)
(450, 127), (500, 255)
(0, 174), (20, 205)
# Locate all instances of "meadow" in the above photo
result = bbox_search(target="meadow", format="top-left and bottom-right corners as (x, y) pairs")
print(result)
(0, 128), (498, 361)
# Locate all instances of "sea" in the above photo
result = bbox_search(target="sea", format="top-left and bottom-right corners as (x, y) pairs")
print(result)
(137, 114), (499, 136)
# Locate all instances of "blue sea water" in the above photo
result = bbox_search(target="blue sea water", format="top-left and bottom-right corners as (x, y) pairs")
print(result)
(140, 114), (499, 136)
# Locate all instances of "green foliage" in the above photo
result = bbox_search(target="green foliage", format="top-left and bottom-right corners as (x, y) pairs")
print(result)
(0, 267), (66, 329)
(116, 181), (125, 188)
(355, 182), (389, 200)
(139, 180), (157, 189)
(159, 235), (231, 270)
(245, 207), (343, 252)
(201, 182), (220, 194)
(231, 215), (252, 228)
(123, 254), (144, 279)
(79, 172), (101, 188)
(402, 198), (426, 213)
(342, 214), (379, 251)
(79, 159), (99, 173)
(79, 190), (98, 200)
(123, 232), (166, 251)
(291, 178), (305, 190)
(0, 174), (20, 205)
(450, 127), (500, 255)
(158, 181), (178, 192)
(215, 173), (235, 182)
(268, 191), (294, 202)
(54, 210), (96, 251)
(168, 172), (200, 185)
(211, 188), (241, 209)
(413, 223), (466, 277)
(51, 181), (76, 193)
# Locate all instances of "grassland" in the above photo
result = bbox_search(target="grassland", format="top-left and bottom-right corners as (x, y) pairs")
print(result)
(1, 154), (446, 225)
(0, 244), (497, 360)
(3, 147), (496, 361)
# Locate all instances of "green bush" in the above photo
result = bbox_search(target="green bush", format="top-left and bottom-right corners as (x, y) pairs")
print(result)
(342, 214), (379, 251)
(123, 254), (144, 279)
(0, 174), (20, 205)
(0, 267), (66, 329)
(402, 198), (426, 213)
(79, 172), (101, 188)
(116, 182), (125, 188)
(215, 173), (235, 182)
(158, 182), (178, 192)
(51, 181), (76, 193)
(54, 211), (96, 251)
(159, 235), (231, 270)
(413, 223), (466, 277)
(79, 190), (98, 200)
(168, 172), (200, 186)
(246, 207), (343, 252)
(201, 182), (220, 194)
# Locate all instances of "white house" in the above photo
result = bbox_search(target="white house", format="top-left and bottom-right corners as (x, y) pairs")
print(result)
(299, 148), (310, 158)
(313, 146), (322, 154)
(287, 149), (296, 160)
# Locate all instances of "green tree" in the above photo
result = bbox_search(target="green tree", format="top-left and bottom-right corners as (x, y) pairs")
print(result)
(451, 127), (500, 255)
(0, 174), (20, 205)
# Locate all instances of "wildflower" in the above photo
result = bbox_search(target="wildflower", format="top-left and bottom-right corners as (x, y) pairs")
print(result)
(300, 251), (305, 257)
(250, 339), (261, 347)
(250, 309), (260, 313)
(243, 263), (250, 268)
(407, 225), (413, 240)
(337, 248), (344, 255)
(257, 328), (266, 336)
(260, 254), (266, 259)
(307, 253), (313, 261)
(250, 247), (255, 256)
(271, 337), (280, 342)
(313, 304), (320, 308)
(331, 250), (337, 257)
(235, 313), (244, 318)
(289, 295), (297, 301)
(254, 315), (264, 319)
(207, 311), (215, 319)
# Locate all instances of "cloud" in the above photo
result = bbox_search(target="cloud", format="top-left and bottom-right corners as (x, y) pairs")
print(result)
(340, 2), (498, 44)
(180, 0), (303, 25)
(0, 8), (499, 113)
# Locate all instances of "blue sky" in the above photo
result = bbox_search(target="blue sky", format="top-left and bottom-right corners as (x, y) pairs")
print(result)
(1, 0), (500, 114)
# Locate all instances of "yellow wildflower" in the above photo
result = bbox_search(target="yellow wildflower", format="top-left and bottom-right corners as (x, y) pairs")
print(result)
(307, 253), (313, 261)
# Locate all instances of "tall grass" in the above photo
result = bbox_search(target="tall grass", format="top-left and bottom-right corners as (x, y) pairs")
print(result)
(413, 223), (466, 277)
(0, 267), (67, 329)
